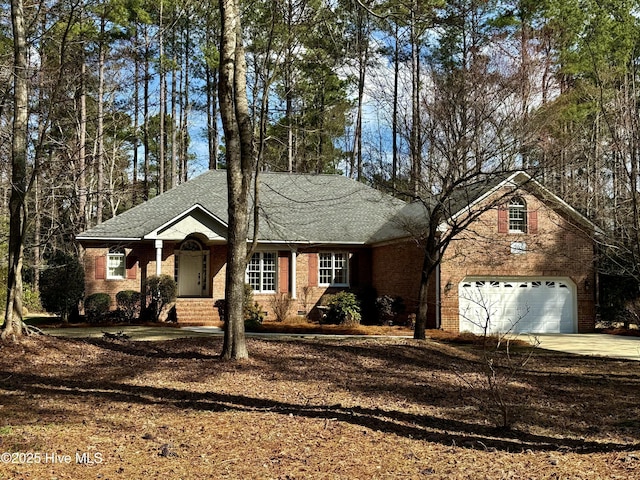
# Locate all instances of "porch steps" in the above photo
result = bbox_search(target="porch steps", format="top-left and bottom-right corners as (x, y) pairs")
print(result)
(175, 298), (221, 326)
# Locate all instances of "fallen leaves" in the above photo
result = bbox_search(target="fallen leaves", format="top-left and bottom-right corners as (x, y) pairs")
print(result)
(0, 335), (638, 479)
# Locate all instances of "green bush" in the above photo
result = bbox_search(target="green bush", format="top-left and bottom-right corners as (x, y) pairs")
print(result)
(85, 293), (112, 324)
(40, 251), (85, 322)
(143, 274), (177, 322)
(116, 290), (141, 323)
(325, 291), (361, 326)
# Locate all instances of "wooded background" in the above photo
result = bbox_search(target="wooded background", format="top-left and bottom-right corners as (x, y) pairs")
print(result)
(1, 0), (640, 319)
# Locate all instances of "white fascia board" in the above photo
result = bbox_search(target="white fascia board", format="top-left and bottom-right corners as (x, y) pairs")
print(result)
(143, 204), (228, 240)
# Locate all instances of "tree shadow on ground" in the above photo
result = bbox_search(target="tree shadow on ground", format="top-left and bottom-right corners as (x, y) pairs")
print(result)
(52, 336), (640, 443)
(0, 370), (637, 455)
(79, 336), (223, 360)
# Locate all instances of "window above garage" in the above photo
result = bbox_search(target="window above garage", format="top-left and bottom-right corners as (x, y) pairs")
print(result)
(498, 197), (538, 235)
(508, 197), (527, 233)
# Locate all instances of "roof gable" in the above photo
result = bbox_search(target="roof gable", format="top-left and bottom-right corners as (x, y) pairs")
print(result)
(147, 205), (228, 241)
(442, 171), (599, 233)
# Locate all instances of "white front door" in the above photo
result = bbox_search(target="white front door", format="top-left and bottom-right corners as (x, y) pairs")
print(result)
(178, 252), (203, 297)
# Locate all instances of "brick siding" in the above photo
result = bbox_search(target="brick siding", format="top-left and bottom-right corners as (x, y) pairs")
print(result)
(438, 188), (596, 333)
(371, 240), (437, 327)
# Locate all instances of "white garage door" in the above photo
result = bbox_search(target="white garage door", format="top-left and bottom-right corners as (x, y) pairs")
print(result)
(458, 278), (576, 334)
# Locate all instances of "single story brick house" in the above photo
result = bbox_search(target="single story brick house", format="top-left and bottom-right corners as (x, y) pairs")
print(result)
(76, 170), (599, 333)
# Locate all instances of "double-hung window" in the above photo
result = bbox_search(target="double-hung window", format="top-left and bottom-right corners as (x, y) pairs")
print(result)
(107, 248), (126, 279)
(319, 252), (349, 286)
(508, 197), (527, 233)
(246, 252), (276, 293)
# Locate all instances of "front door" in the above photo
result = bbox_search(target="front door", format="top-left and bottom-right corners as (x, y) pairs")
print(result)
(178, 251), (203, 296)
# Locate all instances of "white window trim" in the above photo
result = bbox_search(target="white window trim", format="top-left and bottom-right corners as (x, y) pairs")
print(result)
(246, 251), (277, 293)
(107, 250), (126, 280)
(318, 252), (350, 287)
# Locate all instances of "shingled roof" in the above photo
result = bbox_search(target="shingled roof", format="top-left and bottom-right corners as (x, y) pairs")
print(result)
(76, 171), (412, 245)
(78, 170), (597, 246)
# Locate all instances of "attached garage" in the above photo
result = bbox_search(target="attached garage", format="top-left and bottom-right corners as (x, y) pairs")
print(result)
(458, 278), (576, 334)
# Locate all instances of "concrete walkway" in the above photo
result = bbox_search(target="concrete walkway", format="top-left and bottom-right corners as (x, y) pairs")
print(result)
(40, 325), (403, 341)
(519, 333), (640, 361)
(41, 325), (223, 341)
(41, 326), (640, 360)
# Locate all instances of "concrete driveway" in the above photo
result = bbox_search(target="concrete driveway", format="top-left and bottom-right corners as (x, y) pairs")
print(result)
(519, 333), (640, 361)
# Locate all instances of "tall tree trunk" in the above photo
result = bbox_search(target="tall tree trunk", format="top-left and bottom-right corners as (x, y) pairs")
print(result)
(219, 0), (254, 360)
(206, 6), (219, 171)
(96, 16), (106, 224)
(158, 0), (165, 195)
(3, 0), (28, 339)
(207, 68), (219, 169)
(33, 171), (40, 294)
(143, 25), (150, 201)
(392, 22), (400, 191)
(410, 6), (422, 195)
(79, 61), (88, 226)
(181, 21), (191, 183)
(286, 0), (294, 172)
(206, 18), (219, 170)
(170, 39), (178, 189)
(132, 33), (140, 204)
(351, 5), (369, 181)
(415, 215), (440, 340)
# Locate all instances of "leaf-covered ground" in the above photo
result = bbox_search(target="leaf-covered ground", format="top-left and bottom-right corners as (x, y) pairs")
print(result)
(0, 335), (639, 479)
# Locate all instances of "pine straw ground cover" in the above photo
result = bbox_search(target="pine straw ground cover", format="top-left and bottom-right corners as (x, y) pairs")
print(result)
(0, 335), (639, 479)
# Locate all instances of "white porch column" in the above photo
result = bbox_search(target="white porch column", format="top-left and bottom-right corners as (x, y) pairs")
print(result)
(155, 239), (163, 276)
(291, 249), (297, 299)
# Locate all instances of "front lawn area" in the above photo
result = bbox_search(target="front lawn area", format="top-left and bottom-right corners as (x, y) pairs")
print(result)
(0, 335), (638, 479)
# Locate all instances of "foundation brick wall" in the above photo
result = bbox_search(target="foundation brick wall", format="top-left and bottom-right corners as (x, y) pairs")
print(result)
(438, 188), (597, 333)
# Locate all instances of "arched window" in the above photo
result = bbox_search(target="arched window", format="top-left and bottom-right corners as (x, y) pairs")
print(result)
(508, 197), (527, 233)
(180, 239), (202, 251)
